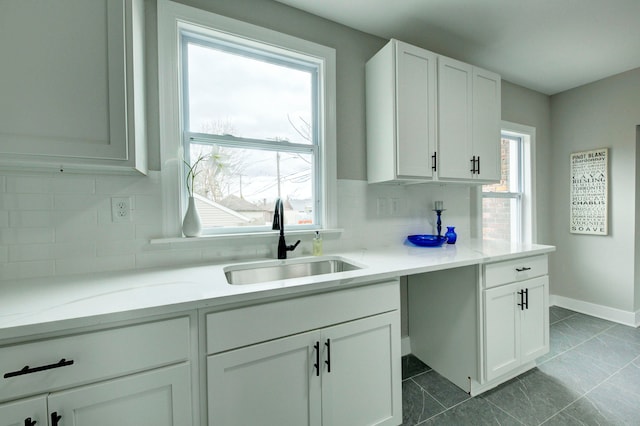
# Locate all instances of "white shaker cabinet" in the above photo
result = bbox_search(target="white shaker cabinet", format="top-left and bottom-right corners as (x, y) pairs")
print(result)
(366, 39), (501, 184)
(408, 254), (549, 395)
(205, 281), (402, 426)
(0, 0), (147, 174)
(366, 40), (438, 183)
(208, 313), (399, 426)
(0, 317), (193, 425)
(0, 396), (46, 426)
(484, 276), (549, 382)
(47, 364), (191, 426)
(437, 57), (501, 182)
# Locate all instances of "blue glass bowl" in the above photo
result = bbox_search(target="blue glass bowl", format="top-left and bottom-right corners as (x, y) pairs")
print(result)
(407, 234), (447, 247)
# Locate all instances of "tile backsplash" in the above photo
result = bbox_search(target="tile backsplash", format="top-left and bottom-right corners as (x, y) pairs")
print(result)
(0, 172), (472, 281)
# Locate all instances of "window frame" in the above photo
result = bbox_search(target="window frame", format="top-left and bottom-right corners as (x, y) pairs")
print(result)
(157, 0), (337, 238)
(477, 121), (536, 244)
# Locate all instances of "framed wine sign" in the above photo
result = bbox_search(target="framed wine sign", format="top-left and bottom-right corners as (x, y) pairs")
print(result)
(570, 148), (608, 235)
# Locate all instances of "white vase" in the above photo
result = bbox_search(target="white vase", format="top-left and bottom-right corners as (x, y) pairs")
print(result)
(182, 196), (202, 237)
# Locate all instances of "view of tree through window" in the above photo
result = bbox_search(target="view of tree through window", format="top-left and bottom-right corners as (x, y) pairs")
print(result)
(182, 35), (320, 231)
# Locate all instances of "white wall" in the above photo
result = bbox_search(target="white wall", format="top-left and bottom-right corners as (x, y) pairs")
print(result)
(550, 68), (640, 314)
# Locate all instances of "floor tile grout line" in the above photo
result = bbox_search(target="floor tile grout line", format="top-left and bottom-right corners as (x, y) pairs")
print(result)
(483, 396), (527, 425)
(408, 377), (448, 425)
(536, 320), (618, 366)
(409, 376), (456, 412)
(536, 354), (640, 425)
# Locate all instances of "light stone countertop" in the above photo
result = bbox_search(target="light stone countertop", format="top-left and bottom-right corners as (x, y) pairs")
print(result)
(0, 239), (554, 342)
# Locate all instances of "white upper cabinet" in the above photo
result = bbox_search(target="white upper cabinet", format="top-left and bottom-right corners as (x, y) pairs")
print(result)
(366, 39), (501, 184)
(437, 57), (473, 181)
(366, 40), (437, 183)
(0, 0), (147, 174)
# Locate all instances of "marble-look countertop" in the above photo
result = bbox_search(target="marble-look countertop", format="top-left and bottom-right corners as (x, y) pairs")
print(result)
(0, 240), (554, 341)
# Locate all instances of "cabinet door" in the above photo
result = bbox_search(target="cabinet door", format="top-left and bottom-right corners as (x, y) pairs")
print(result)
(0, 396), (47, 426)
(472, 68), (501, 182)
(484, 282), (520, 382)
(47, 364), (192, 426)
(207, 331), (321, 426)
(0, 0), (146, 173)
(437, 56), (473, 180)
(396, 42), (437, 179)
(520, 276), (549, 363)
(321, 311), (401, 426)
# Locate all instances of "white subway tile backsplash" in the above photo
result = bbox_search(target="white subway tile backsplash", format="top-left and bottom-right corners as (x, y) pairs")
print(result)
(53, 194), (105, 211)
(1, 228), (55, 244)
(0, 194), (54, 210)
(51, 176), (96, 194)
(6, 175), (53, 194)
(95, 175), (158, 195)
(0, 175), (474, 282)
(0, 260), (55, 281)
(135, 247), (203, 269)
(96, 239), (145, 257)
(55, 255), (135, 276)
(9, 211), (52, 228)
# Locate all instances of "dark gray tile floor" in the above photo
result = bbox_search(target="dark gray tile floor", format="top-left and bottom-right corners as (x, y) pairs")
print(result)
(402, 306), (640, 425)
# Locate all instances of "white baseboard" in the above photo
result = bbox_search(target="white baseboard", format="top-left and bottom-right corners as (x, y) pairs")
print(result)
(550, 294), (640, 327)
(401, 336), (411, 356)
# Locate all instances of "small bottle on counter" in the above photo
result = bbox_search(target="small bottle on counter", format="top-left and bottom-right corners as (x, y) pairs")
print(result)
(312, 231), (323, 256)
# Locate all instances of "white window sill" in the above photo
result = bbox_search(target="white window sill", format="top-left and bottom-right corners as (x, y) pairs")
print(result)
(150, 228), (343, 245)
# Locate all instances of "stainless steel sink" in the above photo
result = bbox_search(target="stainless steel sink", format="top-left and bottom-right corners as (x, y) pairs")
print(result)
(224, 256), (362, 285)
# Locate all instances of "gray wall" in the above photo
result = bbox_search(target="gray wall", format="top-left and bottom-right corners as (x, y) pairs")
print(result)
(501, 81), (552, 245)
(145, 0), (386, 180)
(550, 68), (640, 312)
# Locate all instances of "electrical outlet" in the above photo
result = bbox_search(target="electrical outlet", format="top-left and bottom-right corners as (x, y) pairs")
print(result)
(390, 198), (400, 216)
(377, 198), (388, 216)
(111, 197), (131, 222)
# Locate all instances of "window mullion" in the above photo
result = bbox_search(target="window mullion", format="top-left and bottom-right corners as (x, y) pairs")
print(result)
(187, 132), (314, 153)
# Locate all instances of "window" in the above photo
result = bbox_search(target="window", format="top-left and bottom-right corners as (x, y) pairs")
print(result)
(157, 1), (336, 237)
(481, 123), (535, 244)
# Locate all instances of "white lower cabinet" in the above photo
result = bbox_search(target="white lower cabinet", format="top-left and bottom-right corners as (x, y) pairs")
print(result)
(484, 275), (549, 382)
(0, 396), (47, 426)
(0, 317), (193, 425)
(48, 364), (191, 426)
(206, 281), (402, 426)
(208, 312), (400, 426)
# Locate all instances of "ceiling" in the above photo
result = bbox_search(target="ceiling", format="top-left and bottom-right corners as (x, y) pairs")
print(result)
(274, 0), (640, 95)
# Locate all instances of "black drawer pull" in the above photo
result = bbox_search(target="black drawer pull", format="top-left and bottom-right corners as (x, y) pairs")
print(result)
(516, 267), (532, 272)
(4, 358), (74, 379)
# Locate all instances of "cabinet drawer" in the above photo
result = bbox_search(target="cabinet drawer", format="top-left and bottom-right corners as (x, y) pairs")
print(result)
(0, 316), (190, 402)
(206, 280), (399, 354)
(484, 255), (548, 288)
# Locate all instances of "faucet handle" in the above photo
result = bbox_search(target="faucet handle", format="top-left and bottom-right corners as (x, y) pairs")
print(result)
(287, 240), (301, 252)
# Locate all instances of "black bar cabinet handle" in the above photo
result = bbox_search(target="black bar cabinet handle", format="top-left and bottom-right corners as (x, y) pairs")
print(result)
(470, 156), (476, 173)
(477, 156), (480, 174)
(313, 342), (320, 377)
(24, 418), (37, 426)
(51, 412), (62, 426)
(516, 267), (532, 272)
(4, 359), (74, 379)
(324, 339), (331, 373)
(431, 152), (437, 172)
(525, 288), (529, 309)
(517, 290), (524, 310)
